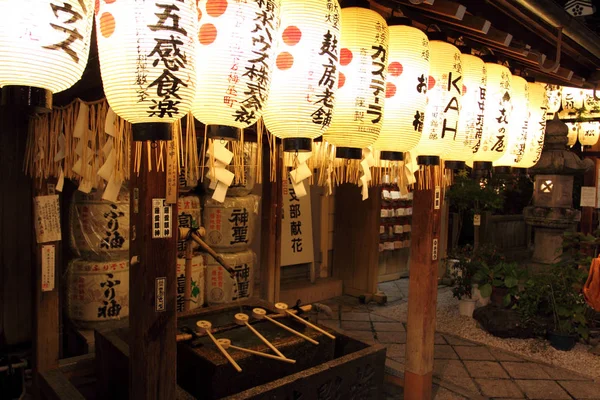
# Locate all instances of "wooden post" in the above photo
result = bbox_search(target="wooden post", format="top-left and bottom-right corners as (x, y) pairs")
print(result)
(259, 143), (282, 302)
(129, 141), (177, 400)
(405, 170), (443, 400)
(1, 105), (59, 398)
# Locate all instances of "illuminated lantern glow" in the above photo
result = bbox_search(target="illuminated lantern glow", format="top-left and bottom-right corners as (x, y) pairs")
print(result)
(96, 0), (197, 141)
(192, 0), (280, 140)
(582, 89), (600, 118)
(262, 0), (341, 152)
(494, 76), (529, 169)
(414, 32), (462, 166)
(443, 50), (485, 169)
(373, 18), (429, 161)
(545, 84), (562, 119)
(578, 121), (600, 146)
(0, 0), (94, 111)
(514, 81), (548, 169)
(561, 86), (585, 117)
(472, 59), (512, 170)
(566, 122), (578, 147)
(323, 4), (389, 160)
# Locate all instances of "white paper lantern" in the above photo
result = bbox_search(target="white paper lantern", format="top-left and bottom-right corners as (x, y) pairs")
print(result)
(578, 121), (600, 146)
(192, 0), (280, 139)
(442, 51), (485, 168)
(373, 20), (429, 161)
(566, 122), (579, 147)
(561, 86), (585, 116)
(0, 0), (94, 108)
(472, 61), (511, 168)
(414, 35), (462, 165)
(494, 76), (529, 168)
(323, 6), (388, 159)
(582, 89), (600, 118)
(514, 82), (548, 169)
(96, 0), (197, 140)
(545, 84), (562, 119)
(262, 0), (341, 152)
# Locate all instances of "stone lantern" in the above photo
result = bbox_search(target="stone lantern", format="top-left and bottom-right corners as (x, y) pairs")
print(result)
(524, 114), (594, 265)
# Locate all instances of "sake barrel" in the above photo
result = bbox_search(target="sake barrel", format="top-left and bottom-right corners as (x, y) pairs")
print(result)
(176, 255), (205, 312)
(202, 195), (259, 253)
(202, 142), (258, 197)
(69, 186), (129, 260)
(204, 250), (255, 305)
(67, 258), (129, 326)
(177, 195), (202, 257)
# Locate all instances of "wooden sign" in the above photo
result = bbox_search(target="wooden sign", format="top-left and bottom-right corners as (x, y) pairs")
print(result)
(280, 176), (314, 266)
(41, 245), (55, 292)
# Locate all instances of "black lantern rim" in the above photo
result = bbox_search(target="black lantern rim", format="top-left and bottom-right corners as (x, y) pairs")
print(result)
(283, 138), (312, 152)
(1, 85), (52, 114)
(336, 146), (362, 160)
(417, 155), (441, 166)
(207, 125), (239, 141)
(445, 161), (466, 171)
(132, 122), (173, 142)
(473, 161), (493, 171)
(380, 151), (404, 161)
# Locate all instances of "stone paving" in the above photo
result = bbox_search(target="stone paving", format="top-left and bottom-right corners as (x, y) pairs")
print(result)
(308, 279), (600, 400)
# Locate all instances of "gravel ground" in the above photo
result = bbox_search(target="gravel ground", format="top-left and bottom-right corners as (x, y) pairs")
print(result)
(372, 286), (600, 380)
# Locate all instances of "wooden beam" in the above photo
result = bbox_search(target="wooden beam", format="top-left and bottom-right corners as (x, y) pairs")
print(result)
(259, 143), (283, 302)
(396, 0), (466, 20)
(405, 170), (443, 399)
(129, 139), (177, 399)
(486, 26), (512, 46)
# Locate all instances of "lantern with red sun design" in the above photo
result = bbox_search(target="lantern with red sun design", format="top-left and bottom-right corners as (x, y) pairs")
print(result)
(493, 76), (529, 170)
(472, 57), (512, 170)
(441, 49), (486, 169)
(96, 0), (197, 141)
(373, 17), (429, 161)
(322, 3), (389, 159)
(0, 0), (94, 112)
(414, 32), (462, 166)
(192, 0), (280, 140)
(262, 0), (341, 152)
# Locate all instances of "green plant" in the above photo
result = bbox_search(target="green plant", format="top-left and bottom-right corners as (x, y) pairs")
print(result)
(473, 261), (527, 307)
(517, 231), (595, 340)
(449, 245), (475, 300)
(446, 170), (504, 246)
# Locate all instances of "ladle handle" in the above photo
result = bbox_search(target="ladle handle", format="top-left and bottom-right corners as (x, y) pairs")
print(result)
(264, 315), (319, 345)
(244, 322), (287, 359)
(286, 311), (336, 339)
(229, 345), (296, 364)
(207, 331), (242, 372)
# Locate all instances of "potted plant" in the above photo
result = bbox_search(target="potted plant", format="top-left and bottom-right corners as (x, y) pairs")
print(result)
(546, 265), (591, 351)
(450, 249), (478, 317)
(473, 261), (527, 308)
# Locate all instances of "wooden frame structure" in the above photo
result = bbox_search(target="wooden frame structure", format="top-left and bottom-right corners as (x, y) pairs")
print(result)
(2, 0), (600, 399)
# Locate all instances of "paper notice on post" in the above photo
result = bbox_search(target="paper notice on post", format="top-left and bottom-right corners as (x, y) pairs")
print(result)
(34, 195), (61, 243)
(41, 245), (55, 292)
(581, 186), (597, 207)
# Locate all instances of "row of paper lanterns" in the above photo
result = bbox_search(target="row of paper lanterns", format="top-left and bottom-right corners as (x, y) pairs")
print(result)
(0, 0), (557, 171)
(552, 86), (600, 118)
(566, 121), (600, 147)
